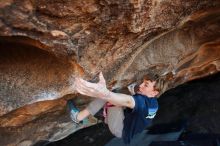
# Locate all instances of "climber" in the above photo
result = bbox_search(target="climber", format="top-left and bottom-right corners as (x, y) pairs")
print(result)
(67, 72), (164, 144)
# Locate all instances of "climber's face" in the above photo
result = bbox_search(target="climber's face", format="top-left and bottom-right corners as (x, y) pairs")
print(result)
(137, 80), (159, 98)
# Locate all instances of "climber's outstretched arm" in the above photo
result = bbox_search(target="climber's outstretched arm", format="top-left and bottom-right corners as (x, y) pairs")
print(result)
(75, 72), (135, 109)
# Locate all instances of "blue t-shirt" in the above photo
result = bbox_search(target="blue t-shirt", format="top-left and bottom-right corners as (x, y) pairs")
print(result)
(122, 94), (158, 143)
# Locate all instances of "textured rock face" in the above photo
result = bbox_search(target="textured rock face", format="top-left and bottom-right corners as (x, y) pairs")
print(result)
(0, 0), (219, 145)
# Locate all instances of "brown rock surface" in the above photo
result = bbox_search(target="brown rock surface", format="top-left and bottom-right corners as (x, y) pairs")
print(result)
(0, 0), (219, 145)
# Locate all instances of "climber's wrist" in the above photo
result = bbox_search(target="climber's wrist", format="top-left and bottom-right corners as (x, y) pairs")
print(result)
(102, 89), (111, 98)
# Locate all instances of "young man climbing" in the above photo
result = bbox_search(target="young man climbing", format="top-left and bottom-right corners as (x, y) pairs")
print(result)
(67, 72), (164, 144)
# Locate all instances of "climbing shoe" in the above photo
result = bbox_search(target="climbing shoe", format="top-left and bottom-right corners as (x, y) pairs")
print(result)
(67, 100), (80, 124)
(67, 100), (89, 125)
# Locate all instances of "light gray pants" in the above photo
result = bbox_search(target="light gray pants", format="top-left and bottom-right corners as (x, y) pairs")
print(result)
(86, 99), (124, 138)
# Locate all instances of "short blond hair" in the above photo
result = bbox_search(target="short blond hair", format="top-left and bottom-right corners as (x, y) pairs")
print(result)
(134, 72), (167, 97)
